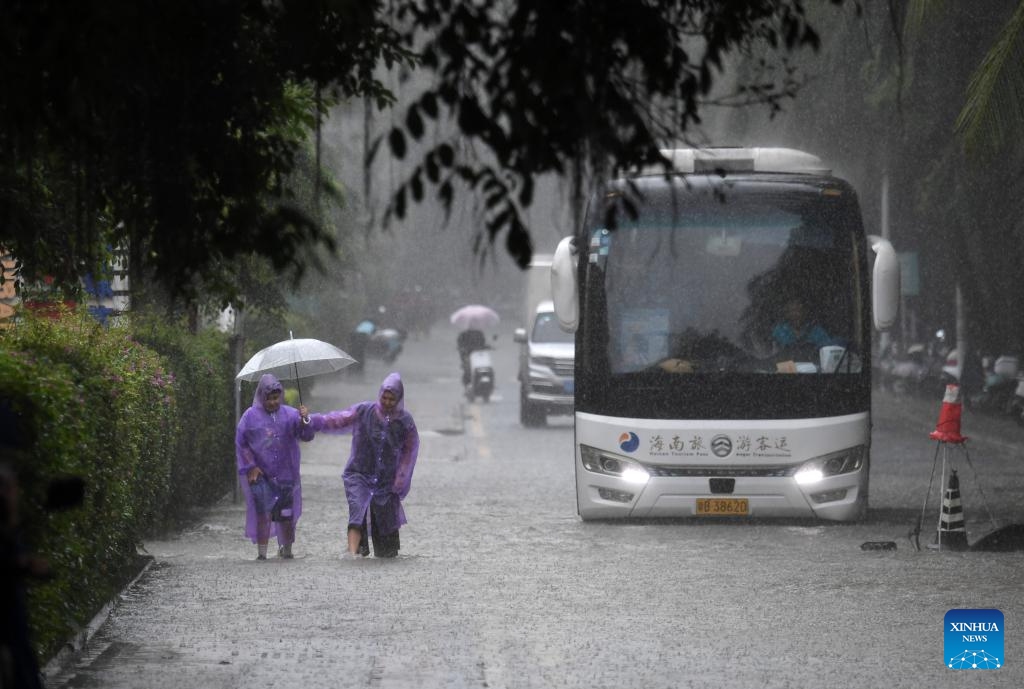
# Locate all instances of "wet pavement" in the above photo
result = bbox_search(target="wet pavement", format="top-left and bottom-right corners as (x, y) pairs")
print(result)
(41, 324), (1024, 689)
(43, 323), (485, 688)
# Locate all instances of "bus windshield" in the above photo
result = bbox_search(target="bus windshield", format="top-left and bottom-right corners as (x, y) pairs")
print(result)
(584, 177), (866, 382)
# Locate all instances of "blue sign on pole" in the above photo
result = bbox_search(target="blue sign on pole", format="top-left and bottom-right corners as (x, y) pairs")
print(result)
(898, 251), (920, 297)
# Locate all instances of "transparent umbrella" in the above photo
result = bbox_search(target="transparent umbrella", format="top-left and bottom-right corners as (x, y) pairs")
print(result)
(236, 332), (356, 404)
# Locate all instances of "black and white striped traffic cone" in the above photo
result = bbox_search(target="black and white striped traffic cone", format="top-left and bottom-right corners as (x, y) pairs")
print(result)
(937, 469), (969, 551)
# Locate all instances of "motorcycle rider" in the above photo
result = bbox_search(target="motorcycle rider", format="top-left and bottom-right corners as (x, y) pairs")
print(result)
(457, 328), (487, 387)
(347, 319), (376, 378)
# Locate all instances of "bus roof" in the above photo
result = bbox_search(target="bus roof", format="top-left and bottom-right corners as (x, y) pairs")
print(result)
(642, 147), (831, 176)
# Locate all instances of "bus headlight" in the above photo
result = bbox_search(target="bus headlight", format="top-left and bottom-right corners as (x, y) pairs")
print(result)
(792, 446), (866, 485)
(580, 445), (650, 484)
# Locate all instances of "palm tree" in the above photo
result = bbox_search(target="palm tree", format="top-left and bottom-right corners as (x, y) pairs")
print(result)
(909, 0), (1024, 151)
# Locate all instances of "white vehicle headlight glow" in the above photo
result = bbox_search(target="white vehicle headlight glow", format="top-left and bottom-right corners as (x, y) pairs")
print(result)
(620, 467), (650, 484)
(792, 446), (866, 485)
(794, 468), (824, 485)
(580, 444), (650, 484)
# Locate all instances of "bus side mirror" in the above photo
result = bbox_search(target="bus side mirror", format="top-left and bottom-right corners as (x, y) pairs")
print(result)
(869, 235), (900, 331)
(551, 236), (579, 333)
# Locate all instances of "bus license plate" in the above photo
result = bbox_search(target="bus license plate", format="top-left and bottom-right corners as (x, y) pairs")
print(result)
(696, 498), (749, 516)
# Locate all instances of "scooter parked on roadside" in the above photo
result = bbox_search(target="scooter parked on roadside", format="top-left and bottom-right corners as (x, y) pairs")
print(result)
(367, 327), (405, 363)
(878, 342), (934, 395)
(1010, 375), (1024, 427)
(969, 354), (1020, 416)
(355, 318), (406, 364)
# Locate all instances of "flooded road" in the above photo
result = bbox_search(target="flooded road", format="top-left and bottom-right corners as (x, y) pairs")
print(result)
(46, 322), (1024, 688)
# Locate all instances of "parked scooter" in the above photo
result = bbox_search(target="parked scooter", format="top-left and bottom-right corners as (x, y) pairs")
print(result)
(877, 331), (954, 397)
(367, 327), (405, 363)
(354, 318), (406, 364)
(1010, 375), (1024, 427)
(891, 343), (927, 394)
(878, 342), (931, 395)
(969, 354), (1020, 416)
(943, 344), (988, 405)
(465, 348), (495, 403)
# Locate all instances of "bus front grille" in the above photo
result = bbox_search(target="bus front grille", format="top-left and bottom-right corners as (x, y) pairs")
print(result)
(643, 464), (794, 478)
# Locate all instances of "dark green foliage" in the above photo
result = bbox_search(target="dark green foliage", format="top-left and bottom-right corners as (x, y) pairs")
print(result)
(130, 315), (236, 521)
(0, 0), (413, 303)
(382, 0), (838, 266)
(0, 309), (235, 661)
(1, 1), (839, 303)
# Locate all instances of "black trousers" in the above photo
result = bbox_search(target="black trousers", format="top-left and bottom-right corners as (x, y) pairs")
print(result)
(350, 505), (400, 558)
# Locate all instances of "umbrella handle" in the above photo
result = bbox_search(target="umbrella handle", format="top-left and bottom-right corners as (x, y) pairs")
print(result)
(290, 332), (303, 407)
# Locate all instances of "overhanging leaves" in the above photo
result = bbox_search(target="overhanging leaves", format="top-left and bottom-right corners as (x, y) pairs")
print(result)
(0, 0), (838, 298)
(380, 0), (836, 268)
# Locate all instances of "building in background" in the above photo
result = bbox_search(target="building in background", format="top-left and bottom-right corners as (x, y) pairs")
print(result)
(0, 246), (129, 326)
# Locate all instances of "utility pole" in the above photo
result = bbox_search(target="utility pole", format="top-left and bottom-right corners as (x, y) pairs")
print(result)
(231, 305), (244, 503)
(879, 171), (893, 357)
(955, 283), (967, 382)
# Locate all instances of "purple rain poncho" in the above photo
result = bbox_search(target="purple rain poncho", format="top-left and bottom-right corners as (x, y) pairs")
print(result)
(235, 374), (314, 543)
(310, 372), (419, 537)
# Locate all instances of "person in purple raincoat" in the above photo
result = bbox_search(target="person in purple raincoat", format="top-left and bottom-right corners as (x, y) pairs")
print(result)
(235, 374), (314, 560)
(310, 372), (419, 558)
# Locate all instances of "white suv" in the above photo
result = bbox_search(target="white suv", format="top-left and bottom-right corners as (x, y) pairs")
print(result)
(513, 300), (575, 426)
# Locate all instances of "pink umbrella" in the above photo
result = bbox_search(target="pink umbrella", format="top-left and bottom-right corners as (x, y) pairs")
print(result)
(450, 304), (500, 330)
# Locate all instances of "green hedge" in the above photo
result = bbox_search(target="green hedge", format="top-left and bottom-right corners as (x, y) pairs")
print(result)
(0, 308), (235, 662)
(130, 314), (236, 514)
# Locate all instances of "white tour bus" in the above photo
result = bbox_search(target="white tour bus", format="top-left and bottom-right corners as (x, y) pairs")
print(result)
(550, 147), (900, 521)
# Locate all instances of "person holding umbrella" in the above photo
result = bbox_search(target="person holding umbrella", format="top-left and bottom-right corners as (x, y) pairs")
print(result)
(236, 374), (314, 560)
(450, 305), (499, 388)
(309, 372), (419, 559)
(456, 327), (487, 387)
